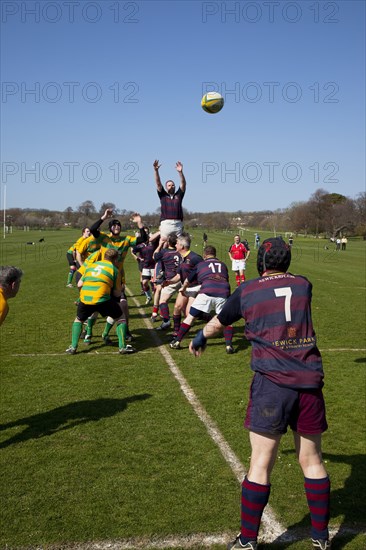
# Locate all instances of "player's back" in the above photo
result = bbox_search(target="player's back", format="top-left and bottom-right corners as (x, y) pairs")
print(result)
(240, 272), (323, 388)
(157, 247), (182, 279)
(196, 258), (230, 298)
(179, 251), (202, 284)
(80, 261), (119, 305)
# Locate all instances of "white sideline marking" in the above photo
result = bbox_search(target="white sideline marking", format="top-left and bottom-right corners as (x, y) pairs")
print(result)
(11, 348), (366, 357)
(29, 526), (361, 549)
(127, 291), (287, 543)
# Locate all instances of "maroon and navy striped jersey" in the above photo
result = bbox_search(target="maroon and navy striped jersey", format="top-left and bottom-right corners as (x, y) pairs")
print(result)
(132, 241), (158, 269)
(154, 247), (182, 279)
(218, 272), (324, 389)
(178, 251), (203, 286)
(189, 257), (231, 298)
(158, 188), (185, 221)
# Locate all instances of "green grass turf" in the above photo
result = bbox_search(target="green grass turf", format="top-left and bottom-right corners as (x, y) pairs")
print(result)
(0, 229), (365, 549)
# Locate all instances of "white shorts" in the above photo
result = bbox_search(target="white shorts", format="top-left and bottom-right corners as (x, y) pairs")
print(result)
(160, 281), (182, 300)
(183, 284), (201, 299)
(159, 219), (184, 238)
(142, 268), (154, 279)
(190, 293), (227, 315)
(232, 259), (246, 272)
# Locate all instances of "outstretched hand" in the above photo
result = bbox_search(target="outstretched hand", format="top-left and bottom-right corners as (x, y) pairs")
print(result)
(176, 161), (183, 173)
(131, 213), (142, 224)
(103, 208), (114, 220)
(153, 160), (161, 171)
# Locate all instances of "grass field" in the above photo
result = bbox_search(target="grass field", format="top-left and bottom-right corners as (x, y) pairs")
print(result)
(0, 228), (365, 550)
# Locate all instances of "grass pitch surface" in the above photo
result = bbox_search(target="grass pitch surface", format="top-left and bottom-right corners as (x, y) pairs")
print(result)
(0, 229), (365, 549)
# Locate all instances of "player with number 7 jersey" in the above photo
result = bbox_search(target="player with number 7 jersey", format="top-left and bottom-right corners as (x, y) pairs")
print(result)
(217, 246), (323, 389)
(190, 238), (331, 550)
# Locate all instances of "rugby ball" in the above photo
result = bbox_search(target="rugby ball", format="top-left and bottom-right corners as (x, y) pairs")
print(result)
(201, 92), (224, 114)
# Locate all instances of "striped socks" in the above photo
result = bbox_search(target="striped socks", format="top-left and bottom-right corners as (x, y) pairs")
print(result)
(304, 476), (330, 541)
(240, 476), (270, 544)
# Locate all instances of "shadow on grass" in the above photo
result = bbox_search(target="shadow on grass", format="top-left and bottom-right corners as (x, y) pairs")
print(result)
(0, 395), (152, 449)
(270, 451), (366, 548)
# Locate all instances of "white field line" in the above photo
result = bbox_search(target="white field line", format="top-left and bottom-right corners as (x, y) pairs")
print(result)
(27, 526), (362, 549)
(127, 292), (287, 543)
(11, 349), (366, 358)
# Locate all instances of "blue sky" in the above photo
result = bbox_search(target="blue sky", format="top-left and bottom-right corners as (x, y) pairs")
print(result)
(1, 0), (365, 215)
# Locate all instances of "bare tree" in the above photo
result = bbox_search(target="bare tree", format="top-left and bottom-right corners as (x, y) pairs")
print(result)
(77, 200), (96, 217)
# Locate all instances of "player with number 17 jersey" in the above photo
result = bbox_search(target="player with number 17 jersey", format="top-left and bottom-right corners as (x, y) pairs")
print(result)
(193, 257), (231, 298)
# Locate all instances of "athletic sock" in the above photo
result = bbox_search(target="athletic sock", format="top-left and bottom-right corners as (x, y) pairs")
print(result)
(175, 322), (191, 342)
(86, 314), (97, 337)
(236, 274), (240, 286)
(240, 476), (270, 544)
(102, 318), (114, 339)
(173, 314), (181, 333)
(71, 321), (83, 348)
(241, 274), (246, 283)
(67, 270), (75, 284)
(304, 476), (330, 541)
(223, 325), (234, 345)
(116, 321), (127, 349)
(159, 302), (170, 322)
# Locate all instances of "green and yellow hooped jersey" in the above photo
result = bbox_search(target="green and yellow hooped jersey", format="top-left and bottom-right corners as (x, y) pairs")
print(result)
(76, 235), (101, 262)
(80, 260), (120, 305)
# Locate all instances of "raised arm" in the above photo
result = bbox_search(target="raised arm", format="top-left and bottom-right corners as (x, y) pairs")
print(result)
(153, 160), (163, 192)
(176, 161), (186, 192)
(131, 213), (149, 244)
(90, 208), (113, 238)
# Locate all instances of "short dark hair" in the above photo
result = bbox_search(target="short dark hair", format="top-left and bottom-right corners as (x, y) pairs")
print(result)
(167, 233), (178, 247)
(204, 245), (216, 257)
(0, 266), (23, 287)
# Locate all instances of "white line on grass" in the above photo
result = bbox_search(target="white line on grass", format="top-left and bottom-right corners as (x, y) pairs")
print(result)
(12, 349), (366, 357)
(127, 291), (287, 544)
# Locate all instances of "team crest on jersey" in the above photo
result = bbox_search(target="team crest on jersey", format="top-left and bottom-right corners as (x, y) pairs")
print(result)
(287, 326), (297, 338)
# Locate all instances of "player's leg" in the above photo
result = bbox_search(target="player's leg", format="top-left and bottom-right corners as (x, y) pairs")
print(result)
(157, 284), (179, 331)
(216, 298), (234, 353)
(142, 272), (152, 304)
(229, 374), (295, 549)
(151, 283), (162, 321)
(84, 311), (98, 344)
(66, 304), (92, 354)
(228, 431), (279, 549)
(172, 292), (187, 335)
(292, 388), (330, 549)
(170, 311), (195, 348)
(66, 252), (77, 287)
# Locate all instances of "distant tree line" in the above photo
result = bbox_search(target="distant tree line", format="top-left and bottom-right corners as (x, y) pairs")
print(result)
(4, 190), (366, 239)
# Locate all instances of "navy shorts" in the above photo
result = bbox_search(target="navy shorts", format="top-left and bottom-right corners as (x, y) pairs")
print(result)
(76, 300), (122, 323)
(244, 372), (328, 435)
